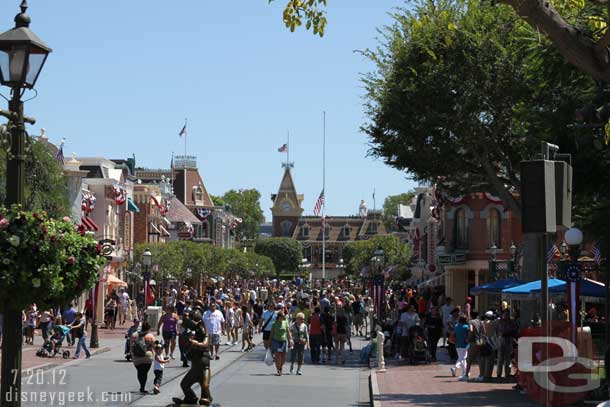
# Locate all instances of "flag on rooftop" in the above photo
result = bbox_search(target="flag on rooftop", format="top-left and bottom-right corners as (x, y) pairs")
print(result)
(278, 144), (288, 153)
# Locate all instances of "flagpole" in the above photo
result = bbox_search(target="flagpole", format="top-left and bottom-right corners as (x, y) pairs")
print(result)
(322, 111), (326, 281)
(184, 118), (188, 157)
(287, 130), (290, 169)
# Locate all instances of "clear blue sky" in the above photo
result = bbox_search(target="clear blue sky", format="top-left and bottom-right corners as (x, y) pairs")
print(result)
(0, 1), (416, 220)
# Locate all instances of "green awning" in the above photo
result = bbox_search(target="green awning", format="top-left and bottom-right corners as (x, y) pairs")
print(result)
(127, 197), (140, 213)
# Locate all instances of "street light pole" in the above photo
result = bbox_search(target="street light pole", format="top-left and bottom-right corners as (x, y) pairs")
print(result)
(0, 2), (51, 406)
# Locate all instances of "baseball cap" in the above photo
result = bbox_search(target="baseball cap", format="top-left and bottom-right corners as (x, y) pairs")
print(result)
(485, 311), (494, 318)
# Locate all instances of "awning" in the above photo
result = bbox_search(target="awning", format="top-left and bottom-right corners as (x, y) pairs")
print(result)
(81, 216), (99, 231)
(159, 225), (171, 237)
(127, 197), (140, 213)
(162, 216), (171, 227)
(470, 278), (525, 296)
(149, 222), (161, 235)
(502, 278), (565, 299)
(106, 274), (127, 288)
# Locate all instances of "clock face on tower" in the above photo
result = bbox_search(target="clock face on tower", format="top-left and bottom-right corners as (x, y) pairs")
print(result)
(281, 202), (292, 213)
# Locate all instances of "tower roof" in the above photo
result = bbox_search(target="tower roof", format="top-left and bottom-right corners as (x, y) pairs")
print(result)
(271, 167), (303, 215)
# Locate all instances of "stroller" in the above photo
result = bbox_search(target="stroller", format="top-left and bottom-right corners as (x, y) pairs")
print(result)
(36, 325), (70, 359)
(407, 325), (430, 364)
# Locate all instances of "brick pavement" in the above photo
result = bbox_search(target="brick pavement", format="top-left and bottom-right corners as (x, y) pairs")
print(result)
(0, 322), (129, 375)
(374, 347), (539, 407)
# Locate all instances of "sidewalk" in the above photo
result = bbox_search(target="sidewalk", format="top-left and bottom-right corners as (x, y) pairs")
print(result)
(371, 347), (539, 407)
(0, 322), (127, 376)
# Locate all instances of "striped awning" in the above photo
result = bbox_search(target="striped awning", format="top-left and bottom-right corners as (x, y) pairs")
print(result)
(81, 216), (99, 231)
(127, 197), (140, 213)
(149, 222), (161, 235)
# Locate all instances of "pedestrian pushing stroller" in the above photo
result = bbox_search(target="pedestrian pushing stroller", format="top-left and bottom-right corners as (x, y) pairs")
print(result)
(407, 325), (430, 364)
(36, 325), (70, 359)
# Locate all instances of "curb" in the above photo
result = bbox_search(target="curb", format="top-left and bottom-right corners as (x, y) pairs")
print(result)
(22, 346), (112, 376)
(369, 370), (382, 407)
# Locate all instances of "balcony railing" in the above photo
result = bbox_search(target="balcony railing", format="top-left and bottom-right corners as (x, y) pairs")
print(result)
(436, 252), (467, 265)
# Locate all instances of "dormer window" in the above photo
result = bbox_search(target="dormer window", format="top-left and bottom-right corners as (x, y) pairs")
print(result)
(302, 226), (310, 238)
(193, 186), (203, 203)
(343, 226), (351, 238)
(366, 222), (378, 235)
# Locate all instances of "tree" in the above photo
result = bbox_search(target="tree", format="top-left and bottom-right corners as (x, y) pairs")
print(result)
(221, 189), (265, 240)
(382, 192), (415, 231)
(0, 131), (69, 218)
(270, 0), (328, 36)
(361, 0), (594, 215)
(342, 235), (412, 281)
(254, 237), (302, 277)
(210, 194), (226, 208)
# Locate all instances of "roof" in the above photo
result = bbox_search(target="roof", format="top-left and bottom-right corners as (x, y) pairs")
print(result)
(166, 197), (202, 225)
(291, 215), (387, 242)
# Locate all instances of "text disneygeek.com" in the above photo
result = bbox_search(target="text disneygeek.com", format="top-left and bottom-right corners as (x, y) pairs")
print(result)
(4, 387), (132, 406)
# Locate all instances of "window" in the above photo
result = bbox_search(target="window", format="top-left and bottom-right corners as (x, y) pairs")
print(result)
(303, 245), (312, 262)
(302, 226), (309, 238)
(366, 222), (378, 235)
(193, 187), (203, 203)
(488, 208), (501, 247)
(194, 221), (209, 239)
(455, 208), (468, 249)
(343, 226), (351, 238)
(281, 221), (292, 237)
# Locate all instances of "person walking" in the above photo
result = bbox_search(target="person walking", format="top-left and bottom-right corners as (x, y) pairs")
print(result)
(465, 311), (484, 381)
(152, 342), (169, 394)
(447, 308), (460, 361)
(308, 307), (323, 364)
(290, 312), (309, 375)
(399, 305), (420, 359)
(260, 303), (277, 350)
(203, 302), (225, 360)
(451, 315), (470, 381)
(71, 312), (91, 359)
(119, 289), (131, 325)
(241, 305), (254, 352)
(62, 303), (77, 346)
(496, 309), (517, 380)
(173, 310), (213, 406)
(423, 306), (443, 361)
(131, 321), (155, 394)
(157, 306), (179, 359)
(440, 297), (453, 347)
(271, 311), (293, 376)
(479, 311), (497, 381)
(320, 307), (334, 363)
(335, 307), (348, 364)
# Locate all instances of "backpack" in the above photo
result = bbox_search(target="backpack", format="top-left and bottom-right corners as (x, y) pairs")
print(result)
(132, 334), (147, 357)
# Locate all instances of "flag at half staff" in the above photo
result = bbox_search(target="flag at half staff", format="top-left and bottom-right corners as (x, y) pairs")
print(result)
(314, 190), (325, 216)
(179, 124), (187, 137)
(278, 144), (288, 153)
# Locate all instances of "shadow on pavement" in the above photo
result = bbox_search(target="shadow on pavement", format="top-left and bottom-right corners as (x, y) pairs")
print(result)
(378, 389), (537, 407)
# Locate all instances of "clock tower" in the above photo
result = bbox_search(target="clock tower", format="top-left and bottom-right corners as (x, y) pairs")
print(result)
(271, 167), (303, 237)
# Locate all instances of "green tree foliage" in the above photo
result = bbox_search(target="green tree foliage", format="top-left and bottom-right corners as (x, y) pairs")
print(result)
(254, 237), (302, 276)
(361, 0), (595, 215)
(342, 235), (412, 281)
(269, 0), (328, 36)
(210, 194), (226, 208)
(382, 192), (415, 231)
(222, 189), (265, 240)
(133, 241), (275, 282)
(0, 132), (69, 218)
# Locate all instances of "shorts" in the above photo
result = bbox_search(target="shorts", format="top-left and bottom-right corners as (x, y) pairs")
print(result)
(210, 334), (221, 346)
(353, 314), (364, 326)
(153, 370), (163, 387)
(271, 339), (287, 354)
(263, 331), (271, 341)
(162, 331), (176, 341)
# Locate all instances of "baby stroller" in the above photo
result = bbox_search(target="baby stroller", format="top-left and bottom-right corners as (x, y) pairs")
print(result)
(36, 325), (70, 359)
(407, 325), (430, 364)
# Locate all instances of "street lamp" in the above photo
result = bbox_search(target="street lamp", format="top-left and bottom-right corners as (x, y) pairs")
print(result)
(0, 3), (52, 406)
(565, 227), (583, 344)
(142, 248), (152, 312)
(370, 246), (385, 336)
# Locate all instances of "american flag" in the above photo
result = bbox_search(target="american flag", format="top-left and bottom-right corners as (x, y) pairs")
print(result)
(546, 244), (559, 263)
(179, 123), (187, 137)
(55, 140), (65, 165)
(592, 242), (603, 265)
(313, 189), (325, 216)
(277, 144), (288, 153)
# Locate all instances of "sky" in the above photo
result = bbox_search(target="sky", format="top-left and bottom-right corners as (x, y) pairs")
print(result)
(0, 1), (417, 220)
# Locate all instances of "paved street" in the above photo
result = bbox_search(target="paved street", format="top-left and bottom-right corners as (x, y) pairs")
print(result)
(17, 334), (369, 407)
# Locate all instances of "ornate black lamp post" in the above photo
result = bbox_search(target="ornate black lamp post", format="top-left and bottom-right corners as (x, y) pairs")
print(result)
(0, 2), (51, 406)
(142, 248), (153, 311)
(370, 246), (385, 335)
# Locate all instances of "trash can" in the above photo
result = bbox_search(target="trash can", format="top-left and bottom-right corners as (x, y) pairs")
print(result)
(145, 306), (162, 329)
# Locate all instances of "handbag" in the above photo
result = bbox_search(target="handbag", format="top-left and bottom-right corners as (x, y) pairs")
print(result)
(264, 348), (274, 366)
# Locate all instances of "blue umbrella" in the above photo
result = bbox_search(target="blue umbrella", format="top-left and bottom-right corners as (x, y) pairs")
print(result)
(470, 278), (525, 295)
(533, 278), (606, 298)
(502, 278), (566, 297)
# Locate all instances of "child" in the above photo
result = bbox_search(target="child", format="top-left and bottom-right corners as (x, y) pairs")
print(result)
(153, 342), (170, 394)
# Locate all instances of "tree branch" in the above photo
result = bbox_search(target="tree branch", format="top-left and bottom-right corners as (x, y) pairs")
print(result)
(499, 0), (610, 80)
(478, 148), (523, 216)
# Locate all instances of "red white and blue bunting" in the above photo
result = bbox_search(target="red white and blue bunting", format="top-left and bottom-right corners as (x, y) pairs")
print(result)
(196, 208), (211, 220)
(113, 185), (127, 206)
(81, 192), (96, 214)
